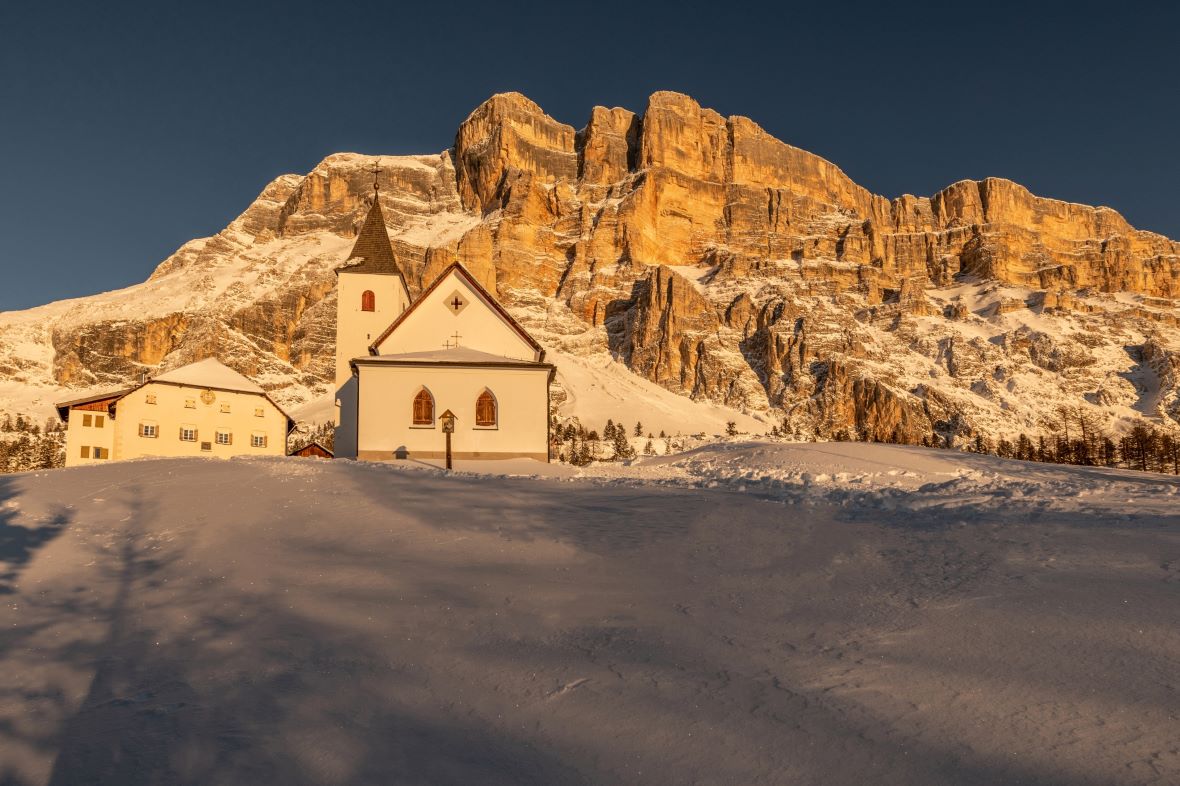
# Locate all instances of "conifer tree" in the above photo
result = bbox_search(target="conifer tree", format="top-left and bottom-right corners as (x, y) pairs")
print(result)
(614, 426), (636, 461)
(633, 421), (643, 438)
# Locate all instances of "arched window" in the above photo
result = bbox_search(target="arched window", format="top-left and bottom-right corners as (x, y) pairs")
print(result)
(475, 389), (497, 427)
(412, 389), (434, 425)
(361, 290), (375, 312)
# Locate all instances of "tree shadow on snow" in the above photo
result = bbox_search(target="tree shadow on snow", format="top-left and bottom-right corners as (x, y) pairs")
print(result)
(2, 480), (588, 786)
(0, 476), (71, 595)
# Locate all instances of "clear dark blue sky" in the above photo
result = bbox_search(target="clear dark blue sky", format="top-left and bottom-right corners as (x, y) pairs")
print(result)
(1, 1), (1176, 311)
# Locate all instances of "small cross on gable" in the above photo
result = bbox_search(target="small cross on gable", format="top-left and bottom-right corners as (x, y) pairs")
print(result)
(443, 289), (468, 316)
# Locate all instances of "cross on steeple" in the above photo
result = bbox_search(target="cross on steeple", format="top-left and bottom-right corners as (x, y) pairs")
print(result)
(369, 160), (381, 194)
(443, 331), (463, 349)
(449, 295), (464, 311)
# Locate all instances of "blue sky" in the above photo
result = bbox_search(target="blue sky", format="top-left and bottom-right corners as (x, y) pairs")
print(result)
(1, 1), (1176, 310)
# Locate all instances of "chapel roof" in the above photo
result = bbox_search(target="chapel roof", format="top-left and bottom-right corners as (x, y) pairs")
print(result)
(363, 347), (550, 365)
(337, 195), (403, 277)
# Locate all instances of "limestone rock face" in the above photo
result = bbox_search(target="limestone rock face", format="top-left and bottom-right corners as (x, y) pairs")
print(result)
(3, 91), (1180, 444)
(454, 93), (578, 215)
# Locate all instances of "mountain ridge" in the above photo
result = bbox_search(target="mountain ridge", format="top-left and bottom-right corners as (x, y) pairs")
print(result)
(2, 90), (1178, 445)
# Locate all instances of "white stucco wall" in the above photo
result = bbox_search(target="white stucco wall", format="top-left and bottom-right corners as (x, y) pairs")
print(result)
(373, 270), (537, 361)
(356, 363), (551, 461)
(63, 382), (288, 467)
(335, 271), (409, 386)
(64, 408), (116, 467)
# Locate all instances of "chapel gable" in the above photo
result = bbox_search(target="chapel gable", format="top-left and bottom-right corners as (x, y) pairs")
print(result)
(369, 263), (543, 362)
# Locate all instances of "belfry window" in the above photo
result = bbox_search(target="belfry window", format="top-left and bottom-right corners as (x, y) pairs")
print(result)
(412, 389), (434, 425)
(361, 290), (375, 312)
(475, 390), (497, 427)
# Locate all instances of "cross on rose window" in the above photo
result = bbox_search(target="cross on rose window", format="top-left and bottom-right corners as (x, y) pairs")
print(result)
(444, 290), (468, 316)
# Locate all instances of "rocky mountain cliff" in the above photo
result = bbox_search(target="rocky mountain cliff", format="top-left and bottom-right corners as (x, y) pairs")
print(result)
(2, 91), (1179, 442)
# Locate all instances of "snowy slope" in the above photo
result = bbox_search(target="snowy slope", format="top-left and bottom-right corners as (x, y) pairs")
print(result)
(0, 445), (1176, 785)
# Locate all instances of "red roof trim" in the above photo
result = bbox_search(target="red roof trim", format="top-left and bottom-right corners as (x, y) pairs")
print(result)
(366, 262), (544, 358)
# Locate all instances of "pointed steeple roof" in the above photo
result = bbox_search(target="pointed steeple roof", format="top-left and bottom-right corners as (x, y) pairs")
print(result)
(338, 194), (402, 276)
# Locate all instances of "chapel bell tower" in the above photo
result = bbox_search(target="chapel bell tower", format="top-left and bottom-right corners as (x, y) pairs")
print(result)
(334, 161), (410, 387)
(334, 161), (411, 458)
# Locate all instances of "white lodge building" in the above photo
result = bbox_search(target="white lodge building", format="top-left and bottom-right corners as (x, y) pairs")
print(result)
(56, 358), (293, 468)
(334, 188), (555, 462)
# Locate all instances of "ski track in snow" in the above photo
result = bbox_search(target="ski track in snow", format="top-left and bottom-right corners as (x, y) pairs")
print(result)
(0, 442), (1176, 785)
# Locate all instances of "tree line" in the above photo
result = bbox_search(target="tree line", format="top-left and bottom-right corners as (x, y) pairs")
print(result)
(552, 417), (686, 465)
(0, 415), (66, 473)
(822, 405), (1180, 476)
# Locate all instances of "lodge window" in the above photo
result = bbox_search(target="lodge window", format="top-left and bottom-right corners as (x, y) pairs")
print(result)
(412, 389), (434, 425)
(93, 447), (108, 460)
(200, 441), (212, 452)
(475, 390), (497, 427)
(216, 431), (232, 445)
(146, 394), (157, 404)
(220, 403), (231, 413)
(180, 427), (197, 442)
(139, 422), (158, 438)
(254, 408), (264, 417)
(251, 433), (267, 448)
(361, 290), (375, 312)
(94, 415), (104, 428)
(80, 446), (90, 459)
(82, 414), (92, 427)
(185, 399), (196, 409)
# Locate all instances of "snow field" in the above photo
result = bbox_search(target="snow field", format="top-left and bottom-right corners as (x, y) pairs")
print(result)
(0, 442), (1176, 784)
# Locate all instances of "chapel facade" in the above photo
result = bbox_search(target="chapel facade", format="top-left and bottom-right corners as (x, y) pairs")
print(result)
(333, 181), (554, 462)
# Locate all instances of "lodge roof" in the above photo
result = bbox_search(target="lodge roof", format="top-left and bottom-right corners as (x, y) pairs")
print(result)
(152, 358), (265, 394)
(54, 358), (295, 431)
(53, 389), (135, 420)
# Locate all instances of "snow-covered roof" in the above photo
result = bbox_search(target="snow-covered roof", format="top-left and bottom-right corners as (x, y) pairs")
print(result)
(151, 358), (266, 393)
(360, 347), (550, 365)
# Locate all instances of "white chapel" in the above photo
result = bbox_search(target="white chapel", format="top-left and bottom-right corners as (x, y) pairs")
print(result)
(333, 179), (554, 462)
